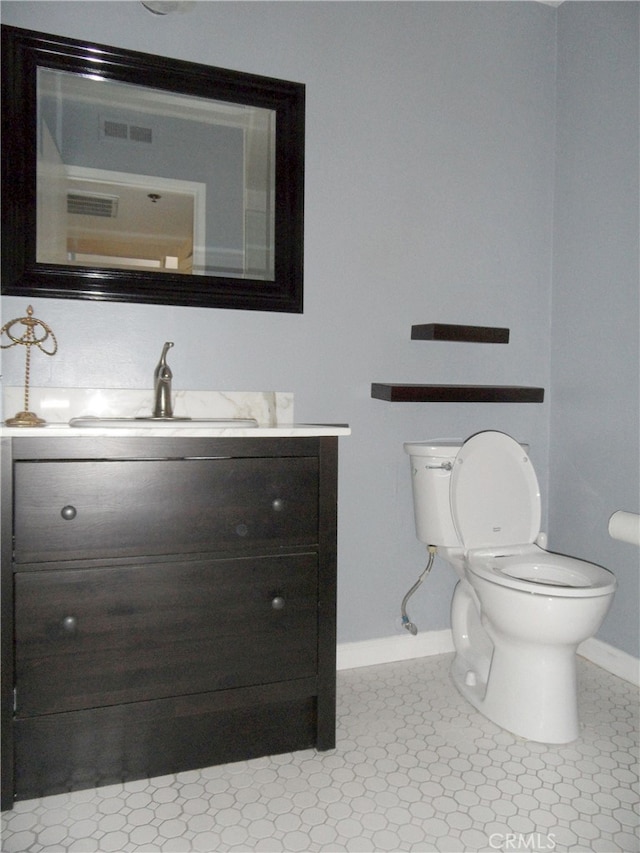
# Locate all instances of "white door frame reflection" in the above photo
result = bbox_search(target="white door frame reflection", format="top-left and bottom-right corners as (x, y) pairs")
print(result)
(38, 164), (206, 274)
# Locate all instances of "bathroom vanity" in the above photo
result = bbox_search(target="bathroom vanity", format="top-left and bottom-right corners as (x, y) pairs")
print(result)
(1, 422), (348, 808)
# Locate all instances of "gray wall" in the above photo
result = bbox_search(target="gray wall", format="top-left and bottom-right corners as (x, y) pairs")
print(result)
(1, 1), (636, 657)
(550, 1), (639, 658)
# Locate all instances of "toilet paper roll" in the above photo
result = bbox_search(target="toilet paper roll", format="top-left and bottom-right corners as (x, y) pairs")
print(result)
(608, 511), (640, 547)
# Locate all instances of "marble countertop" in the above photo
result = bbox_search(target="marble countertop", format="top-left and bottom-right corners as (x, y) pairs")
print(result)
(0, 388), (350, 438)
(0, 423), (351, 438)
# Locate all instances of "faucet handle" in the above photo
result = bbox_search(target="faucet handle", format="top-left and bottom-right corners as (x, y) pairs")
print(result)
(155, 342), (174, 378)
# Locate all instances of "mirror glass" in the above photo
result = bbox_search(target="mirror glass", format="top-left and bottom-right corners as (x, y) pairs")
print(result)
(37, 68), (276, 280)
(2, 26), (304, 312)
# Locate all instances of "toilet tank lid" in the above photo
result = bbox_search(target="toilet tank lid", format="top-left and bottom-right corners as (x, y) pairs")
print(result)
(404, 440), (463, 457)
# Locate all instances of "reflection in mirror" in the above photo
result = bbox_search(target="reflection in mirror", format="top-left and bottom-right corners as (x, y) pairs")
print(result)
(37, 68), (275, 279)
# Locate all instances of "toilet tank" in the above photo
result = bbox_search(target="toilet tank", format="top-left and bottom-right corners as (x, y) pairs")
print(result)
(403, 440), (462, 546)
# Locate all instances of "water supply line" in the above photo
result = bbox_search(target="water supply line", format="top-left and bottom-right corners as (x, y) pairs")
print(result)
(401, 545), (437, 635)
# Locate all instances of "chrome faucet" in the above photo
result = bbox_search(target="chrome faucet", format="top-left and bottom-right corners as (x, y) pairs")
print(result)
(153, 341), (174, 418)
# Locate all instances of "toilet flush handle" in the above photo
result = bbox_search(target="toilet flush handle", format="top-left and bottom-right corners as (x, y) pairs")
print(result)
(424, 461), (453, 471)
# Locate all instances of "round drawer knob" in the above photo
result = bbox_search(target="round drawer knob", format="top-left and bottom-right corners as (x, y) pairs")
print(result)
(271, 596), (285, 610)
(61, 615), (78, 633)
(61, 505), (77, 521)
(272, 498), (284, 512)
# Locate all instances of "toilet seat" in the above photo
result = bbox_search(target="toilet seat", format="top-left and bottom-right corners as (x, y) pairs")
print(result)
(466, 546), (617, 598)
(451, 431), (540, 549)
(450, 432), (616, 598)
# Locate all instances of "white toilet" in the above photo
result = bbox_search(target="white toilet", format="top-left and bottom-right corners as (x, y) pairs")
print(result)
(404, 430), (616, 743)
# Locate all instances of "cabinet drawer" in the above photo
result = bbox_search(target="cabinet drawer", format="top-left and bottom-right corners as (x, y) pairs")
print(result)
(14, 456), (318, 563)
(15, 554), (318, 716)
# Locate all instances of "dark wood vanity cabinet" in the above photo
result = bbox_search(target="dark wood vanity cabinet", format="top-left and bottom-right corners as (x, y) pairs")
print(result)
(1, 435), (339, 808)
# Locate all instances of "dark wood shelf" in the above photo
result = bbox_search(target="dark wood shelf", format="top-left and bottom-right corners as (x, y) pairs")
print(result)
(371, 384), (544, 403)
(411, 324), (510, 343)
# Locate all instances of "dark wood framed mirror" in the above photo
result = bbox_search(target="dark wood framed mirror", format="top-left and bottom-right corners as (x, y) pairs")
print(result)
(1, 25), (304, 312)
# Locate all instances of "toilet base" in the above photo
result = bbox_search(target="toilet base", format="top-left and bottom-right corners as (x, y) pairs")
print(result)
(449, 578), (583, 743)
(450, 644), (580, 743)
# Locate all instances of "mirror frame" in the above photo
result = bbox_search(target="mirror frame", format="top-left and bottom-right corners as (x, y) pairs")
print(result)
(1, 25), (305, 313)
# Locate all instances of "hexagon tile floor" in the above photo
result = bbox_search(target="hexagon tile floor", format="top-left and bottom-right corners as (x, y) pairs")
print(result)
(2, 654), (638, 853)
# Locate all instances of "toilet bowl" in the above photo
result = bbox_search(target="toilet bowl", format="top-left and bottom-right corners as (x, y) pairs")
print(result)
(404, 431), (616, 743)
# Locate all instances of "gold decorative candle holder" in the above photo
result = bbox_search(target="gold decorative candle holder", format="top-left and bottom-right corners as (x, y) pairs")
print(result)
(1, 305), (58, 427)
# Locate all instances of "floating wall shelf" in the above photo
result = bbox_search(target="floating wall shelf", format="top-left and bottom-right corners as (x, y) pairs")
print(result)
(411, 323), (510, 343)
(371, 324), (544, 403)
(371, 384), (545, 403)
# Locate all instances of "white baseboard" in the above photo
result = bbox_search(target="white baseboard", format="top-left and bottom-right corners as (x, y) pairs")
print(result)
(336, 629), (454, 671)
(578, 637), (640, 686)
(337, 630), (639, 687)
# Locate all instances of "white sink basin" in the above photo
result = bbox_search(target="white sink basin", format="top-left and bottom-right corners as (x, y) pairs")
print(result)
(69, 417), (259, 428)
